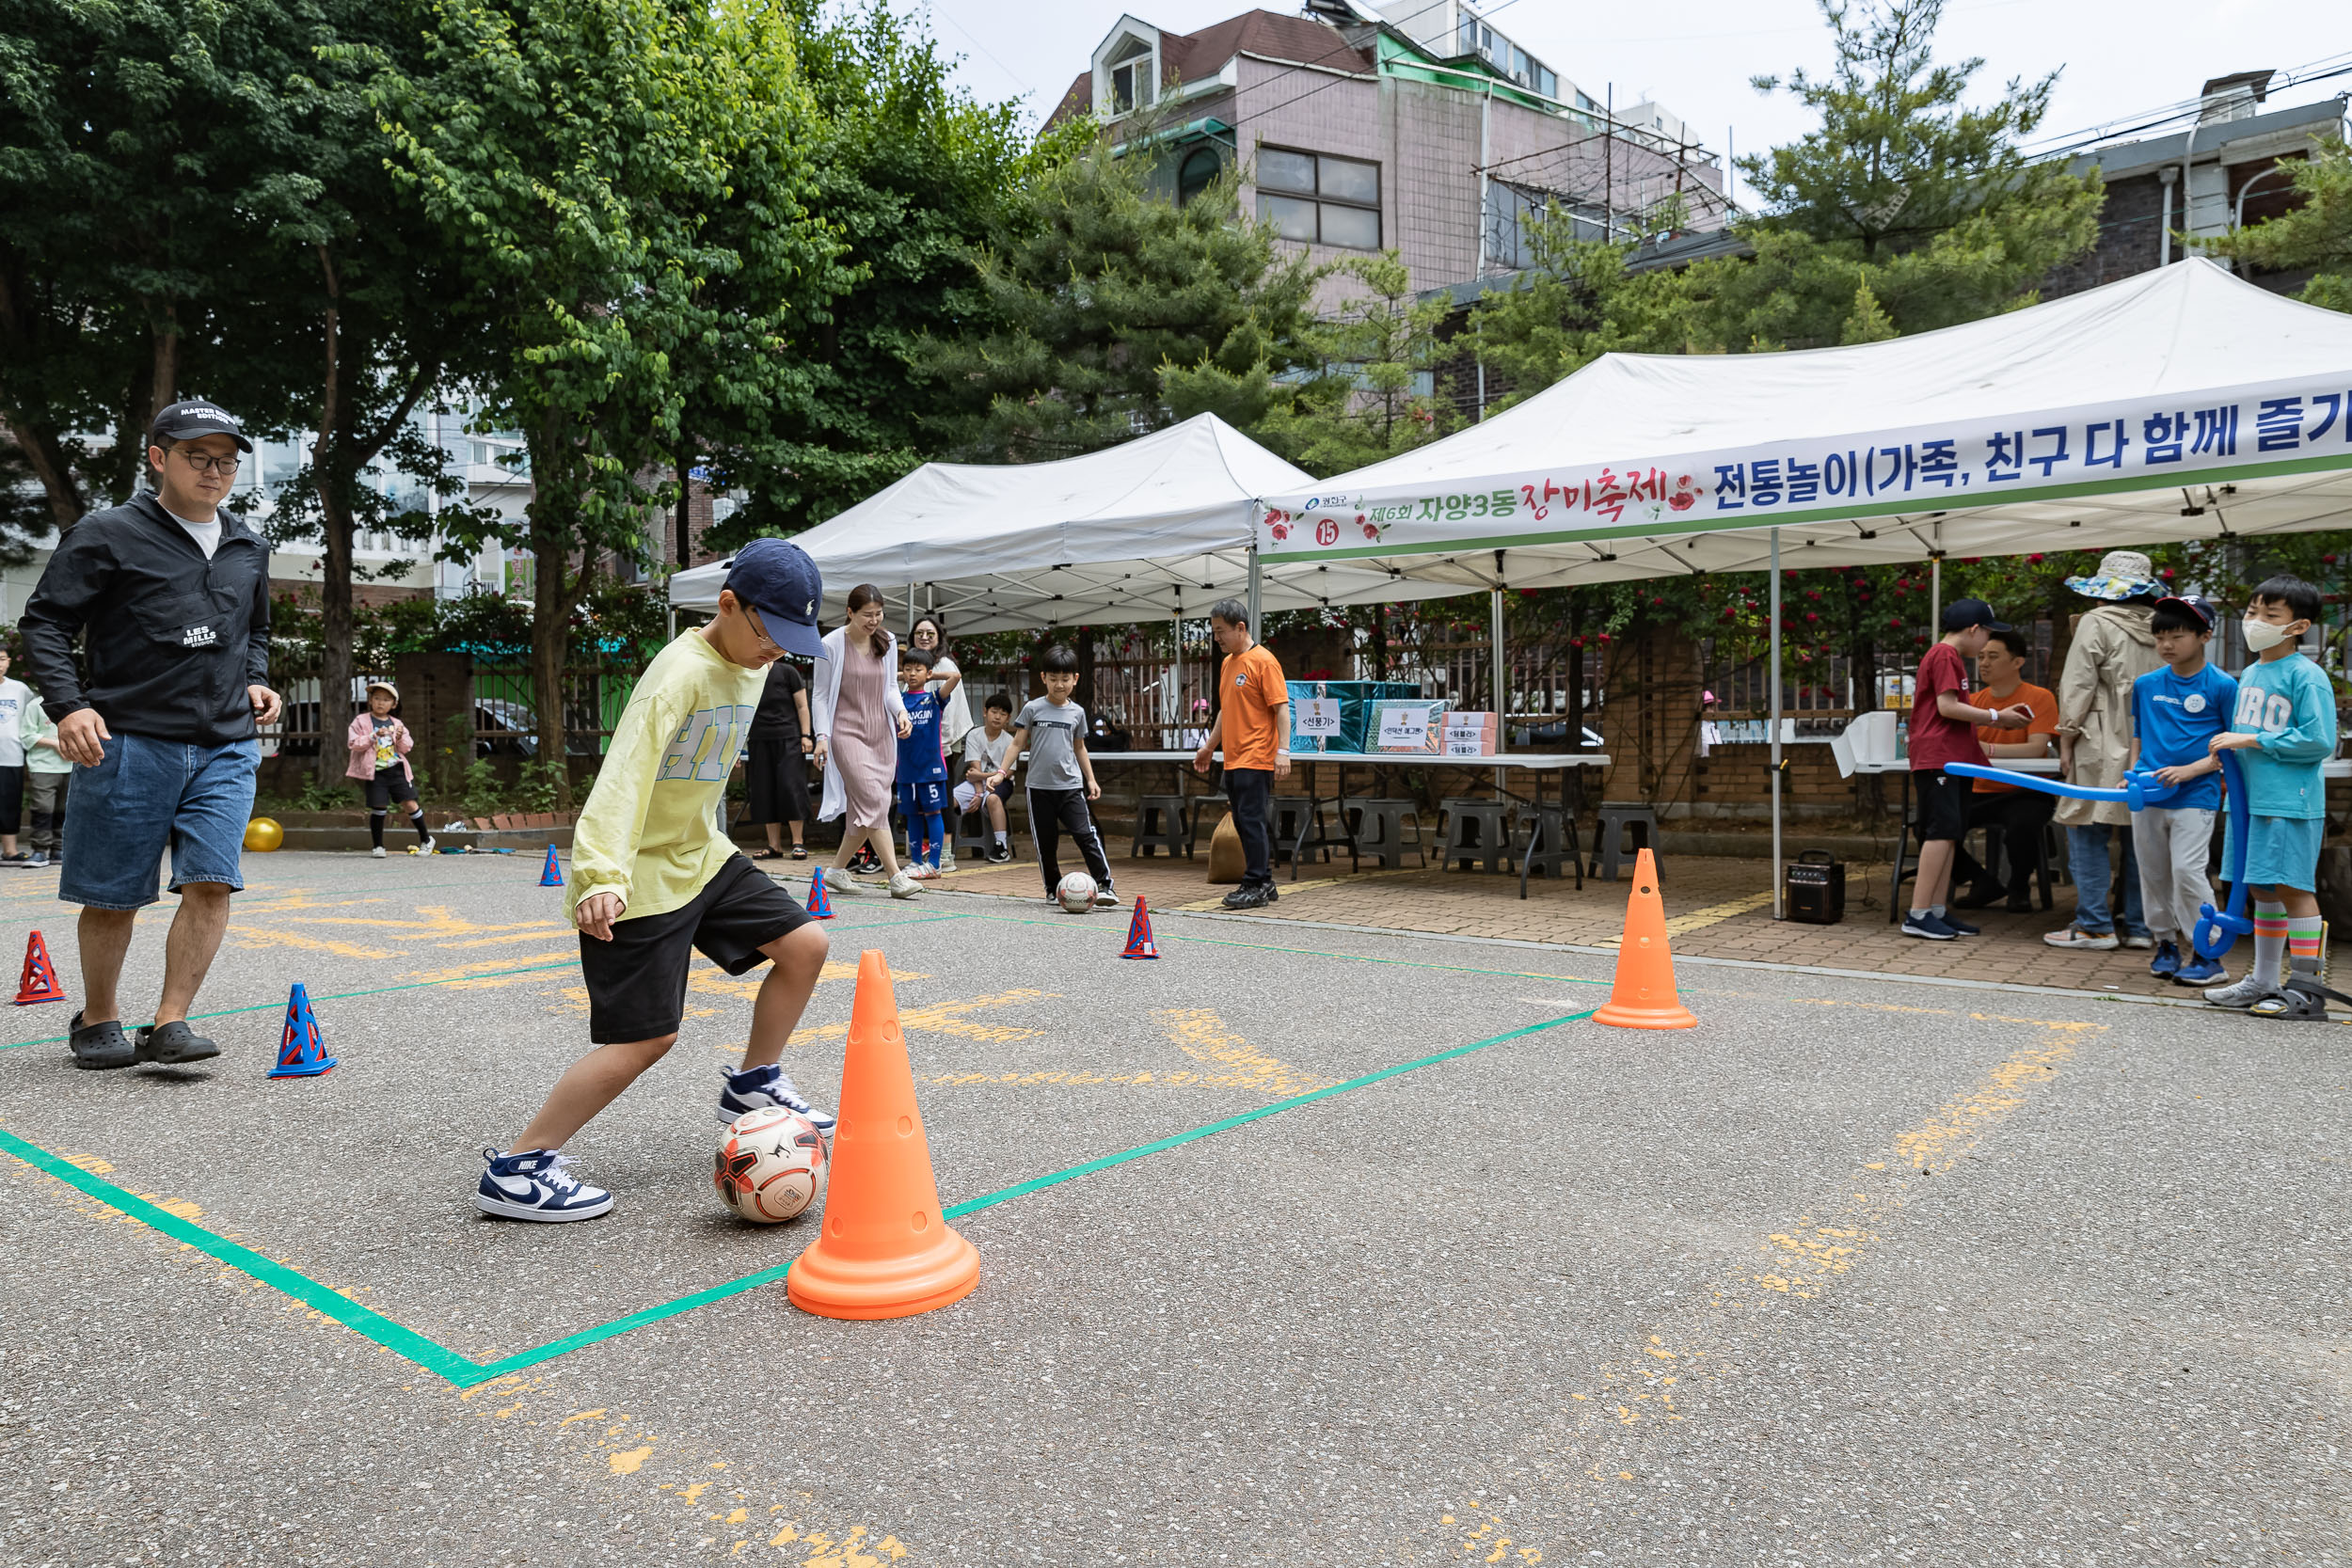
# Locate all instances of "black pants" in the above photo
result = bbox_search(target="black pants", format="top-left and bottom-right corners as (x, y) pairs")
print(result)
(1951, 786), (2057, 896)
(1223, 767), (1274, 890)
(1026, 787), (1112, 895)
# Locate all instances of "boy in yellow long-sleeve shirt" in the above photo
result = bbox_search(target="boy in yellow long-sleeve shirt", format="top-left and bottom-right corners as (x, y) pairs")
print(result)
(474, 541), (833, 1223)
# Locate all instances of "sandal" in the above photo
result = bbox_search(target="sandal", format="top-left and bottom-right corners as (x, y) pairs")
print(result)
(750, 847), (783, 861)
(789, 846), (808, 860)
(2248, 975), (2352, 1022)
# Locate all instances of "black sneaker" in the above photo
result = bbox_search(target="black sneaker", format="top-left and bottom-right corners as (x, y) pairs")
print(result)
(135, 1021), (221, 1066)
(1222, 885), (1272, 910)
(988, 844), (1012, 863)
(68, 1012), (135, 1070)
(1940, 912), (1981, 937)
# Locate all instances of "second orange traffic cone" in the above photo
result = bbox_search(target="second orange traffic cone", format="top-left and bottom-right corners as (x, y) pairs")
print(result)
(787, 950), (979, 1320)
(1592, 848), (1696, 1030)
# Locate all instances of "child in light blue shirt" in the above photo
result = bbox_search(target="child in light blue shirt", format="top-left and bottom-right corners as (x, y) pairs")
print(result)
(2203, 575), (2339, 1014)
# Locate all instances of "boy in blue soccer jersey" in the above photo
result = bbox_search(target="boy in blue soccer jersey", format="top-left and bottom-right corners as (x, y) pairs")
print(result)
(2202, 575), (2340, 1017)
(896, 646), (950, 879)
(2128, 596), (2237, 987)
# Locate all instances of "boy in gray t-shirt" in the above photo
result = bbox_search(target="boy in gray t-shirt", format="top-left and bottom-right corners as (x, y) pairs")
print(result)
(989, 646), (1119, 906)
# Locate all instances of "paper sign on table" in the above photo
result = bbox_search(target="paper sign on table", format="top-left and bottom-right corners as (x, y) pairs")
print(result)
(1295, 697), (1342, 737)
(1372, 700), (1445, 754)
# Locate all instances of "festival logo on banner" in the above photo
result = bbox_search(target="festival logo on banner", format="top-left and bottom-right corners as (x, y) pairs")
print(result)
(1258, 385), (2352, 559)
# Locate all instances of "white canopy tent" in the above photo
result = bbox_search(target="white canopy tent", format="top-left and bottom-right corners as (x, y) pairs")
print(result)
(1260, 261), (2352, 909)
(666, 413), (1476, 632)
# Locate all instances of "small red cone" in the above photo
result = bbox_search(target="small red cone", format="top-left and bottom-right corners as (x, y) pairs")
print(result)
(14, 930), (67, 1006)
(267, 983), (338, 1078)
(1120, 896), (1159, 959)
(806, 869), (834, 920)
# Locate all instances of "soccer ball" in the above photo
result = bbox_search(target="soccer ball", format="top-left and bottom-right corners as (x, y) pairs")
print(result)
(712, 1107), (827, 1224)
(1056, 872), (1098, 913)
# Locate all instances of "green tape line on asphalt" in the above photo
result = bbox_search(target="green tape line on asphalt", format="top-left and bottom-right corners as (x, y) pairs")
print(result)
(0, 1006), (1595, 1389)
(960, 909), (1608, 987)
(0, 911), (975, 1053)
(0, 1124), (482, 1385)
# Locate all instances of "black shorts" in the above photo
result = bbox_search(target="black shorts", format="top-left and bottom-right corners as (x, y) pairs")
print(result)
(578, 854), (813, 1042)
(1915, 768), (1974, 843)
(364, 768), (418, 809)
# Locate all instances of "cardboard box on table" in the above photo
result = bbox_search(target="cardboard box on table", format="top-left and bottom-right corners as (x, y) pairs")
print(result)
(1283, 680), (1421, 755)
(1369, 700), (1447, 755)
(1441, 713), (1498, 756)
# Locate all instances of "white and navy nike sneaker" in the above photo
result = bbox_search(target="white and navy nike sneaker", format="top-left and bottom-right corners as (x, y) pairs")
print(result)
(473, 1148), (614, 1222)
(715, 1064), (835, 1133)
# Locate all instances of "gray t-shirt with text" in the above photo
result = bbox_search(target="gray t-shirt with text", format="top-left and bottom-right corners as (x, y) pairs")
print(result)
(1015, 697), (1087, 791)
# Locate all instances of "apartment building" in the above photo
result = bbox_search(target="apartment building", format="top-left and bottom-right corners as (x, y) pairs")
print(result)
(2046, 71), (2347, 298)
(1048, 1), (1727, 295)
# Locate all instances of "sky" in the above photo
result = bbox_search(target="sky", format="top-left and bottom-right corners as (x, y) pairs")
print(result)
(917, 0), (2349, 204)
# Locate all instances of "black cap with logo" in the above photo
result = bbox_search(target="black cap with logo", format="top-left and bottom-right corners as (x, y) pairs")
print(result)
(148, 401), (252, 452)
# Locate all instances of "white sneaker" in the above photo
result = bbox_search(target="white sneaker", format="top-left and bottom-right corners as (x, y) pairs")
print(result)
(419, 835), (437, 855)
(2042, 927), (2119, 950)
(938, 851), (957, 874)
(715, 1065), (835, 1132)
(1093, 886), (1121, 908)
(371, 846), (387, 859)
(824, 866), (868, 895)
(888, 870), (922, 899)
(474, 1148), (613, 1222)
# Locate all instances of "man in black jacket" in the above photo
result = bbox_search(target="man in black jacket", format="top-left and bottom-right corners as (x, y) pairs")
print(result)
(21, 401), (282, 1070)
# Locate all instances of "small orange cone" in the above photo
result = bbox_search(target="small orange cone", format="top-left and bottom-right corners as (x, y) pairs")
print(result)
(14, 930), (66, 1006)
(787, 951), (978, 1320)
(1591, 848), (1696, 1030)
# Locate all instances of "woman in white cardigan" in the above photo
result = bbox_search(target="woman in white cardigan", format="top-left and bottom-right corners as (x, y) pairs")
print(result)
(811, 584), (918, 897)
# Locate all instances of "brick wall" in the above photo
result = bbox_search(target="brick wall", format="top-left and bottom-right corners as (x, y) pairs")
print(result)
(2044, 171), (2167, 300)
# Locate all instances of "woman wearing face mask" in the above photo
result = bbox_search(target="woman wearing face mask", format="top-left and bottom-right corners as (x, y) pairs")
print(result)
(812, 584), (921, 899)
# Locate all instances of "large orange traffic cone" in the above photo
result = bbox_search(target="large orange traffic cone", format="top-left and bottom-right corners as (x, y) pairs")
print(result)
(14, 930), (66, 1006)
(1591, 848), (1696, 1030)
(786, 951), (978, 1320)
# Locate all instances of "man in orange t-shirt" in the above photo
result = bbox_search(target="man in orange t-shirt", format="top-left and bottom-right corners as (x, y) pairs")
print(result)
(1953, 625), (2060, 912)
(1192, 598), (1290, 910)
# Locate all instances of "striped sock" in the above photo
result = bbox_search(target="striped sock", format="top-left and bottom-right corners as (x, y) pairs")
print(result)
(2288, 914), (2324, 971)
(2252, 901), (2289, 989)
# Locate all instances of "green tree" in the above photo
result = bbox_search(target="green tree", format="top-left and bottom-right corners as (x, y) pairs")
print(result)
(2201, 136), (2352, 313)
(914, 138), (1319, 460)
(1465, 206), (1709, 404)
(699, 0), (1030, 548)
(1248, 251), (1453, 478)
(0, 0), (333, 537)
(367, 0), (841, 794)
(1709, 0), (2102, 347)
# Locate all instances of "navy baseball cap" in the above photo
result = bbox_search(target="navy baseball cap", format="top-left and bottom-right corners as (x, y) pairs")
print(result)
(148, 400), (252, 452)
(2154, 594), (2215, 630)
(722, 539), (828, 659)
(1939, 597), (2010, 633)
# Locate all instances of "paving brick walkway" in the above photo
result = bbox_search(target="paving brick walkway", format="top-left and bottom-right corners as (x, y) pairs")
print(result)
(915, 843), (2201, 999)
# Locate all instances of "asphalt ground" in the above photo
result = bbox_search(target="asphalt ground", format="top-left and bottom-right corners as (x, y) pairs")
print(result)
(0, 852), (2345, 1566)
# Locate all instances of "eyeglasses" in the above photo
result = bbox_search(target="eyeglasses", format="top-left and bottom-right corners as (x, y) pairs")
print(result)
(176, 450), (241, 476)
(743, 607), (780, 653)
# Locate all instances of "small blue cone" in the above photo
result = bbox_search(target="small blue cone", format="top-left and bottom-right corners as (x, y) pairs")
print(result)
(539, 843), (564, 887)
(268, 982), (337, 1079)
(806, 869), (834, 920)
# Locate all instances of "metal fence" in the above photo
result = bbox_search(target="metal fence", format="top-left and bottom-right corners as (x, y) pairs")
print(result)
(263, 660), (642, 759)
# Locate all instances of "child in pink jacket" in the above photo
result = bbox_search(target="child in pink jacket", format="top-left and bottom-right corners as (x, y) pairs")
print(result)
(347, 680), (434, 857)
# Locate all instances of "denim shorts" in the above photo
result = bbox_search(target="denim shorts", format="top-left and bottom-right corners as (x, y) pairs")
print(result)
(60, 734), (261, 910)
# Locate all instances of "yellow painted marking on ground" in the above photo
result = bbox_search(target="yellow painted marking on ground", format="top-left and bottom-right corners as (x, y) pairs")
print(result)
(1591, 889), (1775, 948)
(401, 953), (579, 984)
(227, 926), (399, 960)
(790, 988), (1057, 1046)
(1156, 1007), (1339, 1096)
(1172, 867), (1422, 911)
(609, 1446), (653, 1475)
(690, 961), (930, 1003)
(288, 905), (553, 937)
(1555, 1017), (2095, 1446)
(559, 1408), (608, 1426)
(1446, 1501), (1544, 1561)
(436, 925), (575, 949)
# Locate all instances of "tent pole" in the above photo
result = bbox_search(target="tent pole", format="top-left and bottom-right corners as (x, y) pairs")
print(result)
(1246, 543), (1263, 632)
(1930, 556), (1942, 631)
(1770, 528), (1784, 921)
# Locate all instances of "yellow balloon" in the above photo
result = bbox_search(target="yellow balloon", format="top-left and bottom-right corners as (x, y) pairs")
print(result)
(244, 817), (284, 852)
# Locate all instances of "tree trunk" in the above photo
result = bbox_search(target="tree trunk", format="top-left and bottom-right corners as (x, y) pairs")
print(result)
(527, 416), (579, 811)
(1565, 598), (1584, 746)
(1, 409), (86, 531)
(675, 450), (694, 567)
(147, 299), (178, 424)
(1074, 627), (1096, 717)
(315, 261), (351, 792)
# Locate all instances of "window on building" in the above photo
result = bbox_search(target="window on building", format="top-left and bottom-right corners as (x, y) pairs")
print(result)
(1256, 148), (1381, 249)
(1177, 146), (1224, 206)
(1484, 182), (1607, 270)
(1107, 34), (1154, 115)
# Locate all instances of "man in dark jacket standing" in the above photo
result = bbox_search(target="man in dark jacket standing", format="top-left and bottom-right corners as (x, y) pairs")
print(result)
(21, 401), (281, 1069)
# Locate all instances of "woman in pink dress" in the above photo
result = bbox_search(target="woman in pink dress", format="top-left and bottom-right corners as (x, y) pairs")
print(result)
(812, 584), (920, 898)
